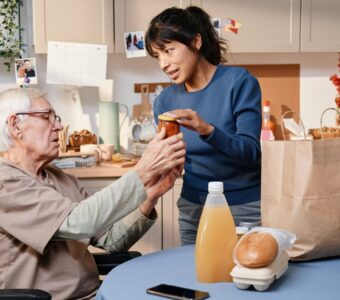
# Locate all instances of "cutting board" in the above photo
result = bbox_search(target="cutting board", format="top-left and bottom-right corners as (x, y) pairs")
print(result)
(133, 84), (152, 119)
(58, 151), (95, 157)
(100, 160), (137, 168)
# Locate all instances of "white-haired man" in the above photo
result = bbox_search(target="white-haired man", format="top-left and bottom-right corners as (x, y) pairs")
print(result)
(0, 88), (185, 299)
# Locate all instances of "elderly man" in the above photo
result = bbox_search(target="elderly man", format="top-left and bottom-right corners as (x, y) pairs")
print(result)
(0, 88), (185, 299)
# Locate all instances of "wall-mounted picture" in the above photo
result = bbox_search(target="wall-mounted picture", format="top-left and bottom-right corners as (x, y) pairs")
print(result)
(212, 17), (221, 37)
(14, 58), (38, 85)
(124, 31), (146, 58)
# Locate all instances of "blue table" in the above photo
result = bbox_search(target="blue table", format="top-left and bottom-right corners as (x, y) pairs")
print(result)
(96, 245), (340, 300)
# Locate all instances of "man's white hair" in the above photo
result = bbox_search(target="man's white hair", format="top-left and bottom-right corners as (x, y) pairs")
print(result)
(0, 88), (46, 152)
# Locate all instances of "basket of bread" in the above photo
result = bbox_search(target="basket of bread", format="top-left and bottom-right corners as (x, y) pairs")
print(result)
(308, 107), (340, 139)
(309, 126), (340, 139)
(231, 227), (296, 292)
(69, 129), (97, 147)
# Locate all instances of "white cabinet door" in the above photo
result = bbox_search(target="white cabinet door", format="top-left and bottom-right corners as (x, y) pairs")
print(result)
(78, 178), (162, 254)
(114, 0), (191, 53)
(162, 177), (182, 249)
(191, 0), (301, 53)
(33, 0), (114, 53)
(301, 0), (340, 52)
(128, 201), (162, 254)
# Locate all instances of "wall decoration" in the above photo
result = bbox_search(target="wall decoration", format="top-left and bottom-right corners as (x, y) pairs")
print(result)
(14, 57), (38, 85)
(124, 31), (146, 58)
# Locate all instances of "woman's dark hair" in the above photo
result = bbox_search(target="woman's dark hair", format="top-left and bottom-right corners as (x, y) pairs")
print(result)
(145, 6), (228, 65)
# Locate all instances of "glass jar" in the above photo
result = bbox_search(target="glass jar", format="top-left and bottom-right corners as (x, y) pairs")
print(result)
(157, 114), (180, 138)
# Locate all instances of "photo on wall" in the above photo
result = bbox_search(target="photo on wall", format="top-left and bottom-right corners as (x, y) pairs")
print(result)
(14, 58), (38, 85)
(211, 17), (221, 37)
(124, 31), (146, 58)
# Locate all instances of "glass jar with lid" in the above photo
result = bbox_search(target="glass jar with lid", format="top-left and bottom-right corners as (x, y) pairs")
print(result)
(157, 114), (180, 138)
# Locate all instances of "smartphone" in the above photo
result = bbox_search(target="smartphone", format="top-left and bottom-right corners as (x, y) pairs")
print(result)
(146, 283), (210, 300)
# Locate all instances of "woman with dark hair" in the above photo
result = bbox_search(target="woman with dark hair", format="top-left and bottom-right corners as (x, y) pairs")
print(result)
(145, 6), (262, 245)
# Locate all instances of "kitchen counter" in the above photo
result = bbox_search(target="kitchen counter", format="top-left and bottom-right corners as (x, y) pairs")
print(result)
(62, 163), (135, 178)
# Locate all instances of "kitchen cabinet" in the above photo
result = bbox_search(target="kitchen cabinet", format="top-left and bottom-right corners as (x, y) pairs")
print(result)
(301, 0), (340, 52)
(32, 0), (114, 53)
(162, 177), (182, 250)
(191, 0), (301, 53)
(114, 0), (191, 53)
(32, 0), (340, 55)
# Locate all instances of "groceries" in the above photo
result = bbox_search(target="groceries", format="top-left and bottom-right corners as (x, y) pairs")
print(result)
(195, 182), (237, 283)
(234, 232), (278, 268)
(309, 126), (340, 139)
(260, 100), (275, 141)
(282, 108), (339, 140)
(231, 251), (290, 292)
(157, 114), (180, 138)
(231, 227), (296, 292)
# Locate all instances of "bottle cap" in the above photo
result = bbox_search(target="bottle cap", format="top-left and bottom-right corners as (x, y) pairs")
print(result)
(263, 100), (271, 107)
(208, 181), (223, 192)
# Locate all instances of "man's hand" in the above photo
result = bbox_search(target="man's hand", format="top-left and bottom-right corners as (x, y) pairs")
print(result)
(139, 167), (182, 217)
(134, 127), (186, 187)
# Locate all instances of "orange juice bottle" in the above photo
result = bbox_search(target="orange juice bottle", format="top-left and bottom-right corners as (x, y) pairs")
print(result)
(195, 182), (238, 283)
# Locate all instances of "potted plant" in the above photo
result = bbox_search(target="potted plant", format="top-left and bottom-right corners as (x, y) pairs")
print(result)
(0, 0), (24, 71)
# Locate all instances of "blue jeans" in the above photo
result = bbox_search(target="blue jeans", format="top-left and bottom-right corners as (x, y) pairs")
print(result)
(177, 196), (261, 245)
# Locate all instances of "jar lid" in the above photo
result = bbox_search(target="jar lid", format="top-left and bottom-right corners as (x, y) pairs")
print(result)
(158, 114), (177, 121)
(236, 226), (249, 235)
(239, 221), (261, 229)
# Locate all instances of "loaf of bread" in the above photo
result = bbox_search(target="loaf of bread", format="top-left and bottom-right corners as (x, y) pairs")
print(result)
(234, 231), (278, 268)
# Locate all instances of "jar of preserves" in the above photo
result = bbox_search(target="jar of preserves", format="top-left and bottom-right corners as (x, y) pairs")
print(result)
(157, 114), (180, 138)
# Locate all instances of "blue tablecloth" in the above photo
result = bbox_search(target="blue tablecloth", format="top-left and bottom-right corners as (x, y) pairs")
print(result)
(96, 245), (340, 300)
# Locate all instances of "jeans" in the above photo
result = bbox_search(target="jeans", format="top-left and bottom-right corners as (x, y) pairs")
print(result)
(177, 196), (261, 245)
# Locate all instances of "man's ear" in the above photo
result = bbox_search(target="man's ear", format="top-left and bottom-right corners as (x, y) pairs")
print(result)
(192, 34), (202, 51)
(7, 115), (23, 138)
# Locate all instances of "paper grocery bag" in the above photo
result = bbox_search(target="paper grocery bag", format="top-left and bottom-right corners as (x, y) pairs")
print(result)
(261, 139), (340, 261)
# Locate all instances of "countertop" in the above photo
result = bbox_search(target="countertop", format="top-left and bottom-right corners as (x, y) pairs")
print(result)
(62, 161), (136, 178)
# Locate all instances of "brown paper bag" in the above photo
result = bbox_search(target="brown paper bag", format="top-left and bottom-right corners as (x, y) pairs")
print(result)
(261, 139), (340, 260)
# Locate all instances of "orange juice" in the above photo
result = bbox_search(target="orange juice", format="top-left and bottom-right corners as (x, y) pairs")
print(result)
(195, 205), (238, 283)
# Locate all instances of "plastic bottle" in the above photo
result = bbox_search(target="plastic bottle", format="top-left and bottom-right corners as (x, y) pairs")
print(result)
(260, 100), (275, 141)
(195, 182), (238, 283)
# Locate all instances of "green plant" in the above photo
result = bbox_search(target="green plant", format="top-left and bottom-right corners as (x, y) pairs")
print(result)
(0, 0), (24, 72)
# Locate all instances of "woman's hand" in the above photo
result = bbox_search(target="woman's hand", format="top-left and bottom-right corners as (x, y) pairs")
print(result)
(165, 109), (213, 136)
(134, 127), (186, 187)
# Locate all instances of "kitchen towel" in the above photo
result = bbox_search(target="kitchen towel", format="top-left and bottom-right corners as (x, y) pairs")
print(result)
(261, 139), (340, 261)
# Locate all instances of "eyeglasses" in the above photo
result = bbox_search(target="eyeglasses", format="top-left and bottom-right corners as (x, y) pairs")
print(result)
(16, 109), (62, 124)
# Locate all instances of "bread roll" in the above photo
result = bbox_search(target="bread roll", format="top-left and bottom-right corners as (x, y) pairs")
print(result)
(235, 231), (278, 268)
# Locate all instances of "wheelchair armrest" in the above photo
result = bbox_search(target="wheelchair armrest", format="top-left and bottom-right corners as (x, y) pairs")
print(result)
(0, 289), (51, 299)
(93, 251), (142, 275)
